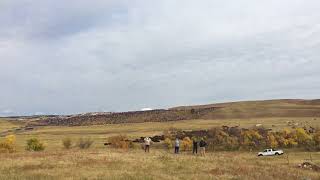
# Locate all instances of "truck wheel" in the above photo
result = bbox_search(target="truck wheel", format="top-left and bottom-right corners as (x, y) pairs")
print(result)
(275, 153), (279, 155)
(258, 154), (263, 157)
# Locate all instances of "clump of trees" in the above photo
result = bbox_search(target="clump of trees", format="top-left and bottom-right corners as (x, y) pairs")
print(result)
(205, 127), (320, 151)
(166, 126), (320, 151)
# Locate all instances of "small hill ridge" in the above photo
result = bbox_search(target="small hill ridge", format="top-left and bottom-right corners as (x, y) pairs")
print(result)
(30, 99), (320, 126)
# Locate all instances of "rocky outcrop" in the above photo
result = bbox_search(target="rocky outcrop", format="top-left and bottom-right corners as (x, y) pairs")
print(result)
(32, 109), (211, 126)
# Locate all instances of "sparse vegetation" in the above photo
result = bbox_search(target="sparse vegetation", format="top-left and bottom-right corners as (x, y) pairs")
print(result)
(25, 138), (45, 151)
(77, 137), (94, 149)
(62, 137), (72, 149)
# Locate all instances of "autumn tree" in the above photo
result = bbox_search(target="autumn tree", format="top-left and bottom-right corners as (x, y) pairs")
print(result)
(266, 132), (278, 148)
(241, 129), (263, 150)
(182, 137), (192, 151)
(163, 138), (173, 149)
(295, 128), (312, 146)
(0, 135), (16, 153)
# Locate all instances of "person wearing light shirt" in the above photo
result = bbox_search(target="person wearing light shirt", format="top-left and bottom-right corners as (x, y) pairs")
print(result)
(144, 137), (151, 153)
(174, 138), (180, 154)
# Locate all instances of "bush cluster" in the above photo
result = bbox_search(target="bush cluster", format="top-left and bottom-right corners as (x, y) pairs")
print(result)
(181, 137), (192, 151)
(0, 135), (16, 153)
(163, 138), (173, 149)
(205, 127), (320, 151)
(62, 138), (72, 149)
(107, 135), (134, 150)
(26, 138), (45, 151)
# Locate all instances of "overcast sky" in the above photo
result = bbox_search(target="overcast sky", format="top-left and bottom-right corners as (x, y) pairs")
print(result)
(1, 0), (320, 116)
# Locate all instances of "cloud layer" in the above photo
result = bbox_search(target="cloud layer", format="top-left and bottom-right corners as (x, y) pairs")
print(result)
(1, 0), (320, 115)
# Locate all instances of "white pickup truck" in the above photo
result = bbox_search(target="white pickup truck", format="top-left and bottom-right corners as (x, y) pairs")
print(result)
(258, 149), (284, 156)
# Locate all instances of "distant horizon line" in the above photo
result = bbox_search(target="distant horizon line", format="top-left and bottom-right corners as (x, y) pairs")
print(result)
(1, 98), (319, 118)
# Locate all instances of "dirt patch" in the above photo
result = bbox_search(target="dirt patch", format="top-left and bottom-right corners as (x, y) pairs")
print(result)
(298, 162), (320, 172)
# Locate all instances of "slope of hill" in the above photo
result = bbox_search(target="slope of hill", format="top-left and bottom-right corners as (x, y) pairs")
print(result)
(172, 99), (320, 119)
(28, 99), (320, 126)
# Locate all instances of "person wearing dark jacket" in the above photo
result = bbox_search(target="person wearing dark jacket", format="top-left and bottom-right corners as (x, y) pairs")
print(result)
(199, 138), (207, 156)
(192, 138), (198, 154)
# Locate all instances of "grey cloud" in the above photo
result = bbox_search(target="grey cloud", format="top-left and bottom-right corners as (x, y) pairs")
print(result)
(0, 0), (320, 115)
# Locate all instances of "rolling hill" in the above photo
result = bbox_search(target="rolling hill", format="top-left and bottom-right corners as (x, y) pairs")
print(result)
(27, 99), (320, 126)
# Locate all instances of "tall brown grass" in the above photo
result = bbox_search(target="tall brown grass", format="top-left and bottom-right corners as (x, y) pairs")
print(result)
(0, 149), (318, 180)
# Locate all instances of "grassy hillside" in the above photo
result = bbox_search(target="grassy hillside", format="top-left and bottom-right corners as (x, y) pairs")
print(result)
(0, 117), (319, 179)
(22, 99), (320, 126)
(172, 99), (320, 119)
(0, 100), (319, 179)
(1, 117), (319, 151)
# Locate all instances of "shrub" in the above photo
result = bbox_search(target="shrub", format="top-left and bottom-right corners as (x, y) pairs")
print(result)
(275, 128), (298, 148)
(295, 128), (312, 146)
(77, 137), (94, 149)
(241, 129), (263, 149)
(107, 135), (130, 149)
(224, 136), (240, 151)
(163, 138), (173, 149)
(182, 137), (192, 151)
(0, 135), (16, 153)
(62, 138), (72, 149)
(26, 138), (45, 151)
(313, 130), (320, 150)
(266, 132), (278, 148)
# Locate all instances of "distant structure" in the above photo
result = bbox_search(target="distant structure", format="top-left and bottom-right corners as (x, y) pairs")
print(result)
(141, 108), (153, 111)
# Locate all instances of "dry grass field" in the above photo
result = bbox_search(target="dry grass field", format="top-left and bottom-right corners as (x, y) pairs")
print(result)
(0, 116), (319, 179)
(0, 149), (319, 180)
(1, 117), (319, 151)
(1, 99), (320, 180)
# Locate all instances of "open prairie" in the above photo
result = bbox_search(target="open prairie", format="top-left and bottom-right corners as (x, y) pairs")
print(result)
(0, 99), (320, 180)
(0, 149), (319, 180)
(0, 113), (319, 180)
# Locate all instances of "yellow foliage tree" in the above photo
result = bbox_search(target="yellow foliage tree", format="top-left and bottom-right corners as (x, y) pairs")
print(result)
(295, 128), (312, 145)
(314, 130), (320, 145)
(163, 138), (173, 149)
(107, 135), (129, 150)
(276, 128), (298, 148)
(0, 135), (16, 153)
(241, 130), (262, 149)
(283, 138), (298, 147)
(266, 133), (278, 148)
(182, 137), (192, 151)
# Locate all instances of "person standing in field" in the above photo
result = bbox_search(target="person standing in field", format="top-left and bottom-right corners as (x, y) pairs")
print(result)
(192, 137), (198, 155)
(199, 138), (207, 156)
(144, 137), (151, 153)
(174, 138), (180, 154)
